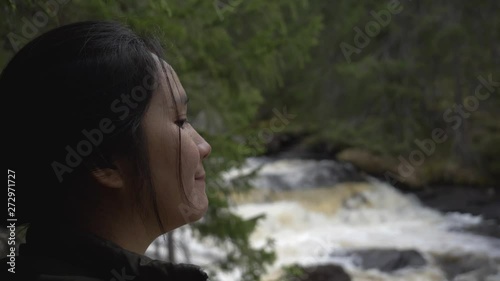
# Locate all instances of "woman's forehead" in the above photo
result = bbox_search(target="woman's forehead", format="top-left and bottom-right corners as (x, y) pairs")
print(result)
(154, 58), (186, 109)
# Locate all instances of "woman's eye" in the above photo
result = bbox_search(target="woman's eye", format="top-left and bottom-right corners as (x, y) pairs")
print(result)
(175, 118), (189, 129)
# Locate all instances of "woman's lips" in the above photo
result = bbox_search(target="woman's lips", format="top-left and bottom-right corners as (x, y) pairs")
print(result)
(195, 174), (205, 181)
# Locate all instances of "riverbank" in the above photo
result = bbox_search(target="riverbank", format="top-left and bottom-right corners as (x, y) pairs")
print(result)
(265, 133), (498, 188)
(398, 185), (500, 223)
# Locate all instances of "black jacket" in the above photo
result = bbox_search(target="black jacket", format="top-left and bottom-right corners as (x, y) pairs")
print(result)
(2, 225), (209, 281)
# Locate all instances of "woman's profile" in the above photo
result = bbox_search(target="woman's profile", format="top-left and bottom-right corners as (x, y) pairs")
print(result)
(1, 21), (212, 281)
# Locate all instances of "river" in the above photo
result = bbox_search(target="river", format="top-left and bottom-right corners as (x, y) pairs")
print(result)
(146, 157), (500, 281)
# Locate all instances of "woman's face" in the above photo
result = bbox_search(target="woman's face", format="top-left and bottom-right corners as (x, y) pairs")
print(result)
(141, 60), (211, 231)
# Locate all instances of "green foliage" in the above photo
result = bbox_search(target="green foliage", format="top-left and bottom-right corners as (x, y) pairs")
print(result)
(279, 0), (499, 182)
(280, 264), (306, 281)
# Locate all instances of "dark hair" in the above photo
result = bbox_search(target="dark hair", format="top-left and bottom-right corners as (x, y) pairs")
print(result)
(1, 21), (170, 232)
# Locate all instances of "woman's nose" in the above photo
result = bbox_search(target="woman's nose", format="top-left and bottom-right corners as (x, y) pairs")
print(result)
(198, 139), (211, 160)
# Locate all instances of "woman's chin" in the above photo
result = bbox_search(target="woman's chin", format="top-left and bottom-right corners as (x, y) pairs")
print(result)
(192, 195), (209, 219)
(179, 190), (209, 222)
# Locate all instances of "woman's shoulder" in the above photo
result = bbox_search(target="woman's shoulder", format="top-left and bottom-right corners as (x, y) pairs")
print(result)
(2, 253), (209, 281)
(1, 253), (107, 281)
(4, 225), (208, 281)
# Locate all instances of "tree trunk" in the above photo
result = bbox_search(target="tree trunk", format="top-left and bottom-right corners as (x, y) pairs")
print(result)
(168, 231), (176, 263)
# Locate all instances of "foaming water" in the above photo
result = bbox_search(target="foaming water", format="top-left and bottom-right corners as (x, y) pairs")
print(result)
(230, 180), (499, 280)
(222, 157), (362, 190)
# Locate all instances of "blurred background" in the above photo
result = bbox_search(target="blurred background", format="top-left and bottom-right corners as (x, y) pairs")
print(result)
(1, 1), (499, 280)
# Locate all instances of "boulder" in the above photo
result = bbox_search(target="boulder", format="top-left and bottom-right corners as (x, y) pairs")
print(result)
(331, 248), (426, 272)
(284, 264), (351, 281)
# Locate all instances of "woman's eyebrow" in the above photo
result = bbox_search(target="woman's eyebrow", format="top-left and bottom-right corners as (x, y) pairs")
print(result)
(167, 94), (189, 110)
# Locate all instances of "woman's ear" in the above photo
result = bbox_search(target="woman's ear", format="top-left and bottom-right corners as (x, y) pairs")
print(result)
(90, 165), (126, 189)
